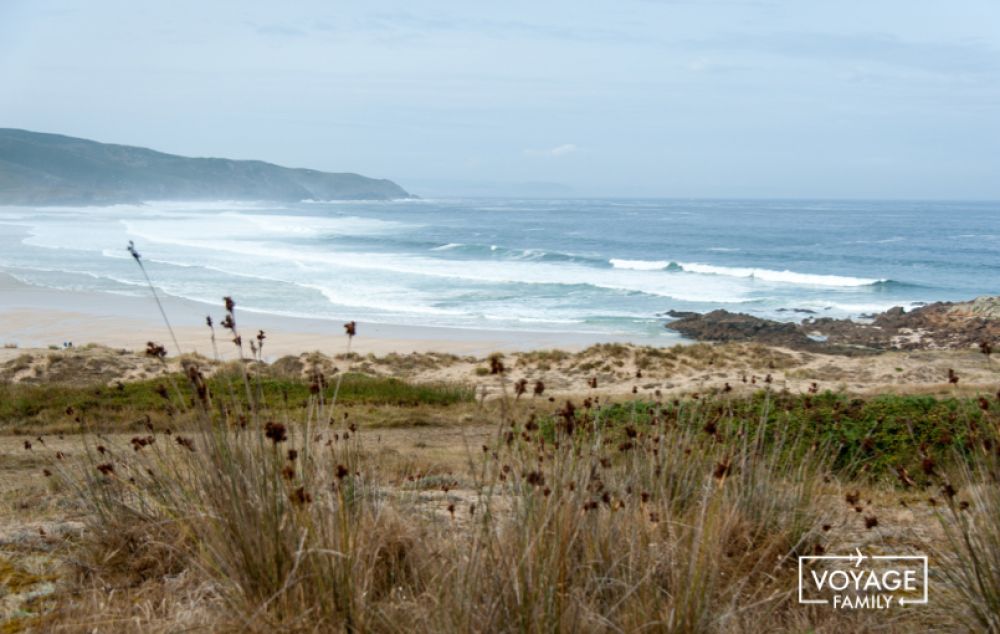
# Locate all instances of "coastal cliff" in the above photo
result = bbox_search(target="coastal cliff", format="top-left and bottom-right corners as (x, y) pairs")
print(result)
(0, 128), (411, 204)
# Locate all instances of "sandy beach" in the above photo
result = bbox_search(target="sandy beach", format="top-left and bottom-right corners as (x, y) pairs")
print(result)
(0, 273), (676, 361)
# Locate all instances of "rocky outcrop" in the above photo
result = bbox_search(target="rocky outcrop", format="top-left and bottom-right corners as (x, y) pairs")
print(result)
(666, 297), (1000, 353)
(666, 310), (820, 349)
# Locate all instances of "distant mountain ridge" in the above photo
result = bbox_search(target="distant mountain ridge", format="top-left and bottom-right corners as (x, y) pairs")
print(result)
(0, 128), (411, 204)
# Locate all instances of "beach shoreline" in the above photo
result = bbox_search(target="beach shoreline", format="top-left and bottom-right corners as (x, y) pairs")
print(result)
(0, 272), (679, 360)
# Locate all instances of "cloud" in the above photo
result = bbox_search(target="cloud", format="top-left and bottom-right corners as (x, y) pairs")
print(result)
(524, 143), (578, 157)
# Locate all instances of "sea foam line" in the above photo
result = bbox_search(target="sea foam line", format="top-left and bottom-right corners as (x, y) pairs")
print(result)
(677, 262), (884, 287)
(609, 258), (884, 287)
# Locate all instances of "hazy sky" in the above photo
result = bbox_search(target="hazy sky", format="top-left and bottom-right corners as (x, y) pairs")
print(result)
(2, 0), (998, 198)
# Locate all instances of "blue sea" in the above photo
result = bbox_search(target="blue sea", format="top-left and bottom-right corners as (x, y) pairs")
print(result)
(1, 198), (997, 340)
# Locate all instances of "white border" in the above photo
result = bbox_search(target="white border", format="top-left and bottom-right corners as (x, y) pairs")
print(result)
(798, 550), (928, 606)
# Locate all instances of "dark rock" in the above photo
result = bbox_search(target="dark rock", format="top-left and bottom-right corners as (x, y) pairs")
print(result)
(665, 297), (1000, 354)
(664, 310), (700, 319)
(666, 310), (818, 349)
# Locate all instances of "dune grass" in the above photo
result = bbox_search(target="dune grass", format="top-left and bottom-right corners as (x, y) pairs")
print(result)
(933, 441), (1000, 632)
(9, 340), (999, 632)
(0, 370), (474, 434)
(51, 374), (835, 632)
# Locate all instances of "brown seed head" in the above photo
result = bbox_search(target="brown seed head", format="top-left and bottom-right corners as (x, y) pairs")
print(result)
(489, 353), (505, 375)
(895, 466), (916, 488)
(515, 378), (527, 398)
(264, 422), (288, 444)
(290, 486), (312, 506)
(526, 470), (545, 486)
(713, 457), (732, 480)
(921, 456), (936, 477)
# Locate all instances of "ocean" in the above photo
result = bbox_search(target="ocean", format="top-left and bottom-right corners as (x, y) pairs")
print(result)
(1, 198), (997, 341)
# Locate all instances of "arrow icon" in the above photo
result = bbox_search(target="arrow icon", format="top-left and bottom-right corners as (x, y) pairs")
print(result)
(853, 547), (867, 567)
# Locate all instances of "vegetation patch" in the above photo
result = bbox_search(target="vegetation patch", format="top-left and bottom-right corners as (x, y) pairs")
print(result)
(0, 371), (474, 433)
(538, 391), (998, 482)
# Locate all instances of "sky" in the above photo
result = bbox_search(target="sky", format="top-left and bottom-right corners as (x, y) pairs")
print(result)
(1, 0), (998, 199)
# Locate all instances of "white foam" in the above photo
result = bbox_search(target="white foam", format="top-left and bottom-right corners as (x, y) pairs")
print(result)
(609, 258), (671, 271)
(239, 213), (408, 236)
(138, 237), (750, 303)
(676, 262), (882, 287)
(304, 283), (465, 317)
(145, 200), (284, 211)
(609, 258), (881, 288)
(513, 248), (548, 260)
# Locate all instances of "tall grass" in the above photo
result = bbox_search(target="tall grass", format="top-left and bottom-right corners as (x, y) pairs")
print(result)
(60, 352), (834, 631)
(423, 392), (828, 632)
(934, 433), (1000, 632)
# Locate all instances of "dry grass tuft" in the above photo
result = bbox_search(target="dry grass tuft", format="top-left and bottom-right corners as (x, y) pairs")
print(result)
(934, 444), (1000, 632)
